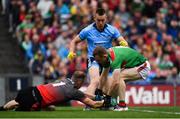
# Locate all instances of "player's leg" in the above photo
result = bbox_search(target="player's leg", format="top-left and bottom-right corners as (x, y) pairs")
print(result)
(15, 87), (42, 111)
(115, 68), (141, 111)
(0, 87), (36, 111)
(84, 59), (102, 110)
(114, 61), (151, 111)
(86, 57), (104, 100)
(0, 100), (19, 111)
(86, 66), (100, 97)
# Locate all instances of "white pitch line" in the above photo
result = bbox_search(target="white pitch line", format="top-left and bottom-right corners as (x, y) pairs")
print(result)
(130, 109), (180, 115)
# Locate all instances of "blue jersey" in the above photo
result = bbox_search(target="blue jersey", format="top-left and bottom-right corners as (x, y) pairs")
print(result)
(79, 23), (121, 58)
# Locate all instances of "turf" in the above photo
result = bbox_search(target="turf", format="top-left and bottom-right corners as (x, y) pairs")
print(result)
(0, 106), (180, 118)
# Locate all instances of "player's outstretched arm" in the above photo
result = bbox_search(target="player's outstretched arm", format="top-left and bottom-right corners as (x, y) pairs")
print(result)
(82, 97), (104, 108)
(101, 68), (110, 79)
(67, 35), (81, 60)
(98, 68), (110, 90)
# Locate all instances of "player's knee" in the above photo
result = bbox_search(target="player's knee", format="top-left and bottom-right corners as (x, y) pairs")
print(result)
(113, 70), (121, 79)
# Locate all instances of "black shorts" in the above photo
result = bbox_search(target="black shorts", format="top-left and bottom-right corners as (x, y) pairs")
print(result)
(15, 87), (42, 111)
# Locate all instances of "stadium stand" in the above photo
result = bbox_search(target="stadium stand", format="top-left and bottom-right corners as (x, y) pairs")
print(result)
(1, 0), (180, 85)
(0, 14), (29, 74)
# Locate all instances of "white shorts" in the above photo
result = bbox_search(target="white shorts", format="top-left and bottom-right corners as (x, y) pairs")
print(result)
(136, 61), (151, 80)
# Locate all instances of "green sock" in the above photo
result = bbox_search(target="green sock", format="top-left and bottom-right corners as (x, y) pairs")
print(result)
(119, 100), (125, 103)
(111, 98), (118, 106)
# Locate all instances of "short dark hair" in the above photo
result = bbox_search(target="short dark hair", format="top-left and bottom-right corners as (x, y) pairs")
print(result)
(96, 8), (106, 16)
(93, 46), (107, 57)
(72, 71), (86, 81)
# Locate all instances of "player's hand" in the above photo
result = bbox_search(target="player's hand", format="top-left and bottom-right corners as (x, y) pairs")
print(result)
(67, 51), (76, 60)
(119, 40), (128, 47)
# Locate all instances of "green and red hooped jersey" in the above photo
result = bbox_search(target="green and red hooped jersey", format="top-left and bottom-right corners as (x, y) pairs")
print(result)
(107, 46), (147, 70)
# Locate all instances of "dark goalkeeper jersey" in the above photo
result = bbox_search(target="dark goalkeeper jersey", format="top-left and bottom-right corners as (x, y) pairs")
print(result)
(36, 78), (86, 107)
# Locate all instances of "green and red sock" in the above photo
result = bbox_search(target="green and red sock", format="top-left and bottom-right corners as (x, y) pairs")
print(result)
(118, 100), (126, 107)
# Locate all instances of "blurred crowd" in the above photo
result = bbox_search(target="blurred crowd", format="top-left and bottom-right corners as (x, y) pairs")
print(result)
(0, 0), (179, 84)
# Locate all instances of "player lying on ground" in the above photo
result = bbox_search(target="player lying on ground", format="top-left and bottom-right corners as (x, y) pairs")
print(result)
(93, 46), (151, 111)
(0, 71), (103, 111)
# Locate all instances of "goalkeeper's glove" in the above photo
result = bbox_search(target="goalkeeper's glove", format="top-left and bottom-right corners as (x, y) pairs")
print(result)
(67, 51), (76, 60)
(119, 40), (128, 47)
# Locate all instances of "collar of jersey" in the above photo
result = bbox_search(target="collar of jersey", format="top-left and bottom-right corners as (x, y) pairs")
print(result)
(93, 23), (108, 32)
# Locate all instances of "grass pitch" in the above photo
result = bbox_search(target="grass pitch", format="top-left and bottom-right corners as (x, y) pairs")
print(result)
(0, 106), (180, 118)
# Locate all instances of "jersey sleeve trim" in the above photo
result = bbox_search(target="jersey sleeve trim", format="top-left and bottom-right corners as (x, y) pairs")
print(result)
(109, 48), (115, 61)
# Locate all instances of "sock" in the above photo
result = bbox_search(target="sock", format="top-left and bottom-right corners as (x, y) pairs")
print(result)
(111, 97), (118, 106)
(118, 100), (126, 107)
